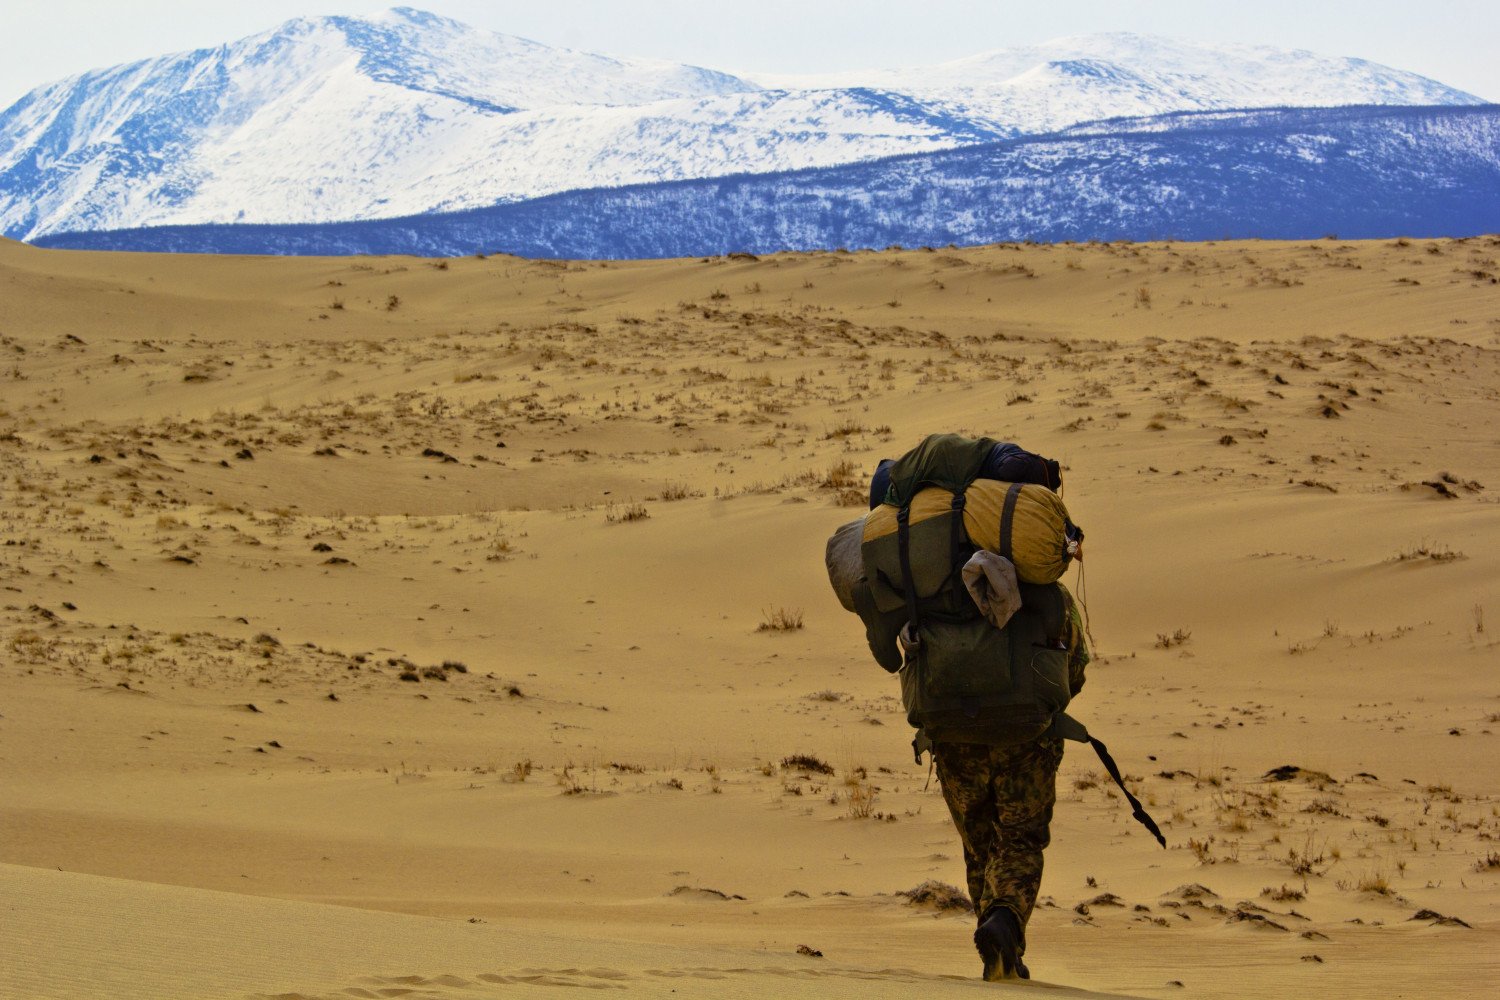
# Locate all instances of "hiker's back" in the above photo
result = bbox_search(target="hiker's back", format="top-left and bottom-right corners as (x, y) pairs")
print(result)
(822, 432), (1162, 983)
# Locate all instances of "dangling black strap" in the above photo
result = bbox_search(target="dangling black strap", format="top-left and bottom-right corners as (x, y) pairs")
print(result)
(1052, 712), (1167, 848)
(998, 481), (1023, 560)
(1089, 734), (1167, 848)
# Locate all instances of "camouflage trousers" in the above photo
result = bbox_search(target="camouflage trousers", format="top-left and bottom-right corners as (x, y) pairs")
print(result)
(933, 736), (1064, 940)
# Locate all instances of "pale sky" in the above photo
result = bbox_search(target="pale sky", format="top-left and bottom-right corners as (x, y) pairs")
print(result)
(3, 0), (1498, 111)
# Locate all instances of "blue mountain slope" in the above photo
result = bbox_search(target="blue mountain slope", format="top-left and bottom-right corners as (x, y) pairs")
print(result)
(33, 106), (1500, 258)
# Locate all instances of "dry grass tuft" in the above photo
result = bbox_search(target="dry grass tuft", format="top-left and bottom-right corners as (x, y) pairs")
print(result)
(659, 482), (702, 502)
(1391, 541), (1464, 563)
(604, 501), (649, 524)
(758, 606), (804, 632)
(845, 774), (875, 819)
(780, 754), (834, 776)
(1262, 884), (1306, 902)
(1155, 627), (1192, 649)
(1340, 870), (1395, 896)
(823, 458), (862, 490)
(897, 881), (973, 913)
(823, 419), (867, 440)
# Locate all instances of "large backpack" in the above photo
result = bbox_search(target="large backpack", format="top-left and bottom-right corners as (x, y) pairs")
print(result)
(838, 433), (1164, 847)
(860, 434), (1077, 739)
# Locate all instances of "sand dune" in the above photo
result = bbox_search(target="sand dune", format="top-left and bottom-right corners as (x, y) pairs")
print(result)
(6, 863), (1149, 999)
(1, 235), (1497, 998)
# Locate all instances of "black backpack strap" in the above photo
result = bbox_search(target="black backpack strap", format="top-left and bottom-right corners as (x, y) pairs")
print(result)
(1052, 713), (1167, 848)
(896, 505), (921, 651)
(949, 485), (968, 574)
(911, 727), (932, 765)
(998, 481), (1023, 560)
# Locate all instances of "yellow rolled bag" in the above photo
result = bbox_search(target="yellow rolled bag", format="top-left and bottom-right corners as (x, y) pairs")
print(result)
(863, 479), (1074, 587)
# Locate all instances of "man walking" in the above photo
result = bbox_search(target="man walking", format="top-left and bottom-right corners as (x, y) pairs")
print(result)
(931, 587), (1089, 980)
(828, 434), (1128, 981)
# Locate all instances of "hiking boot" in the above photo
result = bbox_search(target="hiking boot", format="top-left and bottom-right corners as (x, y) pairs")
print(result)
(974, 906), (1029, 981)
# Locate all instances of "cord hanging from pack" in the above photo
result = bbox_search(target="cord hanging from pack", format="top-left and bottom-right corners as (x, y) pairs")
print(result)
(1074, 558), (1097, 651)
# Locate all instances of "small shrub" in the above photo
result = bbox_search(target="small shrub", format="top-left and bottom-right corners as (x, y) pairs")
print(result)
(1286, 838), (1326, 878)
(557, 765), (584, 795)
(759, 606), (804, 632)
(823, 458), (861, 489)
(1344, 871), (1393, 896)
(9, 630), (54, 663)
(659, 482), (701, 501)
(780, 754), (835, 776)
(846, 773), (875, 819)
(823, 419), (866, 440)
(897, 881), (973, 913)
(1155, 628), (1192, 649)
(1391, 542), (1463, 563)
(1262, 884), (1305, 902)
(605, 501), (649, 524)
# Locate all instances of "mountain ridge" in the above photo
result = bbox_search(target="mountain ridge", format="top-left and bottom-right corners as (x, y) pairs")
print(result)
(33, 105), (1500, 258)
(2, 10), (1487, 243)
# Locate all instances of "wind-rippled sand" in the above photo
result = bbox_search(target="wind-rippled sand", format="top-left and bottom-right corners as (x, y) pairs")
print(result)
(2, 235), (1497, 998)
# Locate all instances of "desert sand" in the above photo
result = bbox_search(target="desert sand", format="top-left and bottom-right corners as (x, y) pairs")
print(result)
(1, 234), (1497, 999)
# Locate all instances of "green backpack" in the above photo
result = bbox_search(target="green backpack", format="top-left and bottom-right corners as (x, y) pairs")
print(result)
(845, 434), (1165, 848)
(896, 581), (1073, 745)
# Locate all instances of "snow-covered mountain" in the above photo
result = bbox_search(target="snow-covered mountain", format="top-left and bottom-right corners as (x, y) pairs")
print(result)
(37, 107), (1500, 257)
(756, 33), (1479, 106)
(1, 9), (1489, 243)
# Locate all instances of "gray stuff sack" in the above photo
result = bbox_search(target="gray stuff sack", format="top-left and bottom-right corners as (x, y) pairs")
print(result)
(825, 517), (865, 613)
(961, 550), (1021, 630)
